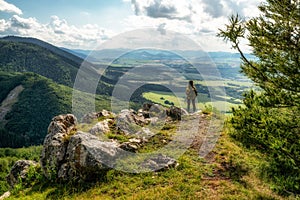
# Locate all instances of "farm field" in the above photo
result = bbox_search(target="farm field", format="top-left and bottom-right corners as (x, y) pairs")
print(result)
(143, 80), (252, 113)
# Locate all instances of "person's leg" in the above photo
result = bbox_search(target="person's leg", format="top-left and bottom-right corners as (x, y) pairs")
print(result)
(192, 99), (196, 112)
(187, 99), (190, 113)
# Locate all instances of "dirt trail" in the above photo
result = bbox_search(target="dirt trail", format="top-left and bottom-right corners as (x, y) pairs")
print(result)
(0, 85), (24, 121)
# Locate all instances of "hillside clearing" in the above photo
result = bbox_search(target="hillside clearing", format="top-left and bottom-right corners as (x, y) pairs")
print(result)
(0, 85), (24, 122)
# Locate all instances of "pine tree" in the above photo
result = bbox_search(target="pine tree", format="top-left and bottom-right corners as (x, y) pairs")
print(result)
(218, 0), (300, 195)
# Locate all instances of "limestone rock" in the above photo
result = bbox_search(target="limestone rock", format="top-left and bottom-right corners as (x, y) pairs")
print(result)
(62, 131), (122, 181)
(0, 191), (10, 200)
(116, 109), (147, 135)
(6, 160), (38, 188)
(89, 119), (112, 135)
(81, 110), (114, 123)
(141, 154), (178, 171)
(119, 142), (139, 152)
(40, 114), (77, 178)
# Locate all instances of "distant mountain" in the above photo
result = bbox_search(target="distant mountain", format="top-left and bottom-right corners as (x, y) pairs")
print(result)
(1, 36), (84, 66)
(60, 47), (91, 60)
(64, 48), (255, 63)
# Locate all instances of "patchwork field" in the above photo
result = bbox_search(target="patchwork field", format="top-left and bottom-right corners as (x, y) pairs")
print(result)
(143, 80), (252, 113)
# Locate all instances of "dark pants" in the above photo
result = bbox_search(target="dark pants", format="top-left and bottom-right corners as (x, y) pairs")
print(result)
(187, 99), (196, 113)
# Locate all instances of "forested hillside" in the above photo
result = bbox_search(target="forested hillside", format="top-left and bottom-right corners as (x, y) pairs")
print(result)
(0, 37), (114, 148)
(0, 40), (79, 87)
(0, 72), (111, 147)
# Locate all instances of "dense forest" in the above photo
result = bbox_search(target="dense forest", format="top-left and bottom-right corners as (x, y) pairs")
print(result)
(0, 72), (111, 147)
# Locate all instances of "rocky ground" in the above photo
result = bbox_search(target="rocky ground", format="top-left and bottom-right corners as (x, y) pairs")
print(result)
(6, 103), (215, 187)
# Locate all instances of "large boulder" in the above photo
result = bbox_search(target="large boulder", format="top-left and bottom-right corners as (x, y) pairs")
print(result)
(40, 114), (123, 181)
(58, 131), (122, 181)
(40, 114), (77, 179)
(6, 160), (38, 188)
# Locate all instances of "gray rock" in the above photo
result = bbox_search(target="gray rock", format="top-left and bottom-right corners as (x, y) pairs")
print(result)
(119, 142), (139, 152)
(141, 154), (178, 171)
(135, 127), (155, 138)
(116, 109), (146, 135)
(63, 132), (122, 181)
(40, 113), (125, 181)
(89, 119), (112, 135)
(166, 106), (188, 120)
(6, 160), (38, 188)
(81, 110), (115, 123)
(40, 114), (77, 179)
(142, 103), (166, 118)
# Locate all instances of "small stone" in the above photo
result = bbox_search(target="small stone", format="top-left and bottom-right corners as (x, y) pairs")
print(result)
(6, 160), (38, 188)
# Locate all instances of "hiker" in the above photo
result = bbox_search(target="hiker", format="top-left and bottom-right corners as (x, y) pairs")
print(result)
(186, 80), (197, 113)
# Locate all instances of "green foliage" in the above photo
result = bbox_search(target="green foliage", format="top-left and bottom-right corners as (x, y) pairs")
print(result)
(218, 0), (300, 195)
(0, 41), (77, 87)
(0, 72), (112, 148)
(230, 91), (300, 195)
(0, 146), (42, 194)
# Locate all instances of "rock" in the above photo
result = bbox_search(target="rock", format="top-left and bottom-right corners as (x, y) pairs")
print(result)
(0, 191), (10, 200)
(40, 114), (77, 179)
(128, 138), (142, 143)
(81, 110), (114, 123)
(116, 109), (147, 135)
(89, 119), (112, 135)
(166, 106), (188, 120)
(141, 154), (178, 171)
(6, 160), (38, 188)
(119, 142), (139, 152)
(135, 127), (155, 138)
(119, 137), (149, 152)
(61, 131), (122, 181)
(142, 103), (166, 118)
(42, 129), (123, 181)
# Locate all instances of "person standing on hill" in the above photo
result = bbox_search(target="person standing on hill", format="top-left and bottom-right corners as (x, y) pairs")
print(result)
(186, 80), (197, 113)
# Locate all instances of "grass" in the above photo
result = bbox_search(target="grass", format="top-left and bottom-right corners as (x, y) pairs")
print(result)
(143, 91), (240, 113)
(196, 80), (253, 87)
(3, 114), (291, 200)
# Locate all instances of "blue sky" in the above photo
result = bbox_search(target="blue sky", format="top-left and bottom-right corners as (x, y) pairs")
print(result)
(0, 0), (262, 51)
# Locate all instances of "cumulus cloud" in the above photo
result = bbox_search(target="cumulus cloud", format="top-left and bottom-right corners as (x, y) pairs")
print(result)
(0, 0), (22, 15)
(0, 15), (114, 49)
(131, 0), (193, 22)
(123, 0), (262, 51)
(129, 0), (261, 22)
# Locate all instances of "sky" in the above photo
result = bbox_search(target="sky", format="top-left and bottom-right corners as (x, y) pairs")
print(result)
(0, 0), (263, 52)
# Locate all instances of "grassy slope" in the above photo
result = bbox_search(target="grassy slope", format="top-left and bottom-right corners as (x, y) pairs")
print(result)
(4, 114), (288, 200)
(143, 91), (239, 113)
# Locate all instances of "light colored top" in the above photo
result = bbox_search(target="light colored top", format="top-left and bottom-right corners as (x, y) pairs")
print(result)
(186, 85), (197, 100)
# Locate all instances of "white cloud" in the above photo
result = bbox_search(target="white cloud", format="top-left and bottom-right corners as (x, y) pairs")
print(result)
(122, 0), (263, 51)
(131, 0), (193, 22)
(0, 0), (22, 15)
(0, 15), (115, 49)
(0, 0), (262, 51)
